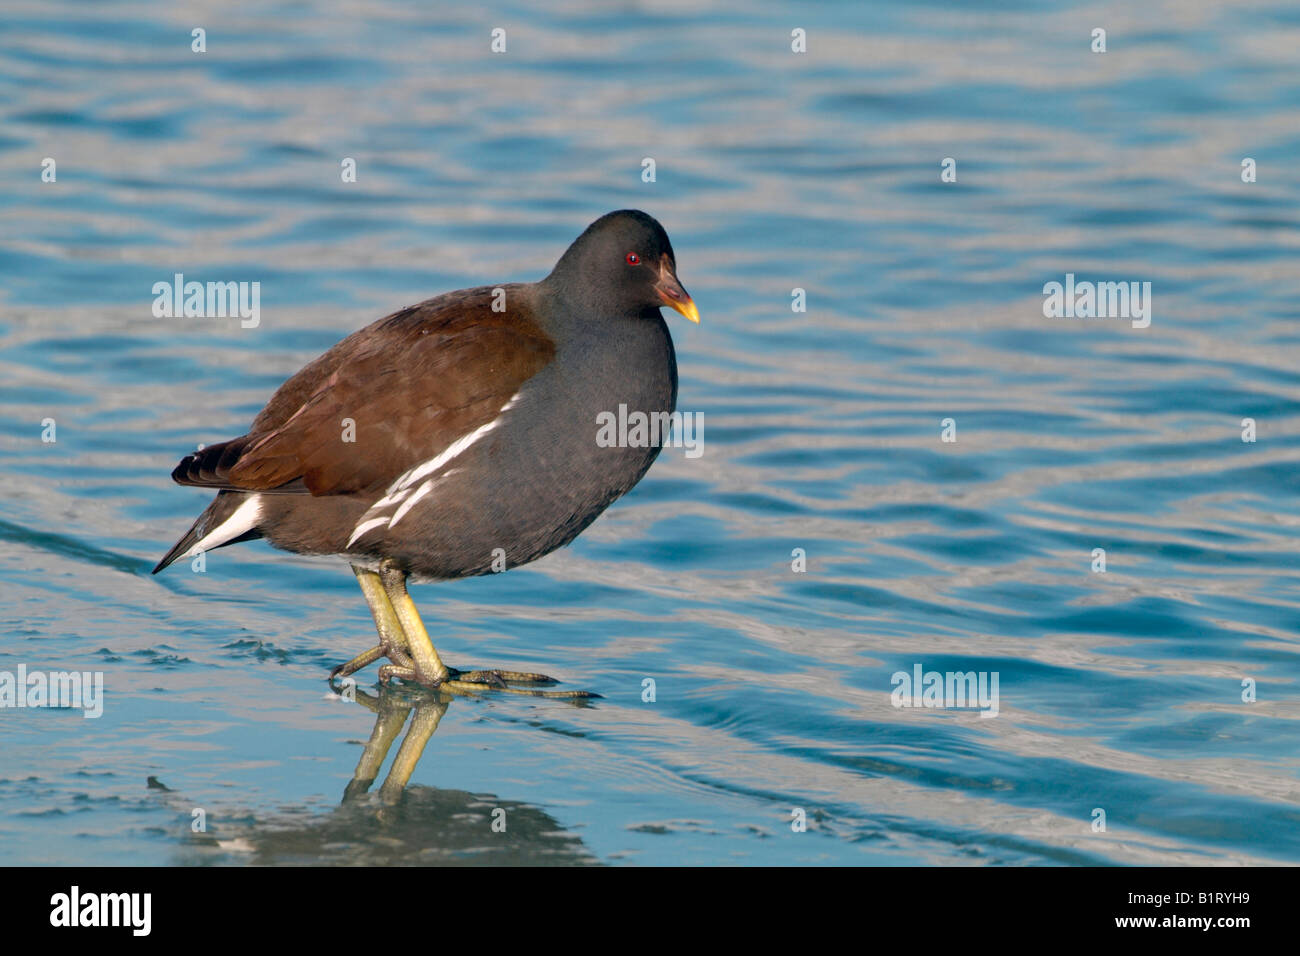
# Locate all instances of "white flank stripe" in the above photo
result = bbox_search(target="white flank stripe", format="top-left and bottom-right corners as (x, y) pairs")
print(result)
(397, 415), (503, 491)
(368, 486), (413, 511)
(182, 494), (263, 559)
(389, 479), (436, 528)
(346, 517), (390, 548)
(347, 392), (523, 543)
(389, 469), (458, 528)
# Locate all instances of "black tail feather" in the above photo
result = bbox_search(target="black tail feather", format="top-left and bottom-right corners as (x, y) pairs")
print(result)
(171, 437), (253, 488)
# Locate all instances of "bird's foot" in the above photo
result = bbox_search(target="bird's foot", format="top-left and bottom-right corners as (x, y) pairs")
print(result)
(447, 666), (604, 699)
(448, 667), (556, 686)
(329, 642), (412, 684)
(328, 642), (599, 699)
(372, 662), (600, 699)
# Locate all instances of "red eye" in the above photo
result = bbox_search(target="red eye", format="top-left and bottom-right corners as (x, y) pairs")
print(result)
(626, 252), (640, 265)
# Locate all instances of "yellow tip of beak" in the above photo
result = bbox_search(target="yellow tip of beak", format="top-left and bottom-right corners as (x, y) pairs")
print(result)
(655, 258), (700, 323)
(668, 297), (700, 324)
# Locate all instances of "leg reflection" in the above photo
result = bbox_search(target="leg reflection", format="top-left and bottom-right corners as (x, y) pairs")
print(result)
(340, 685), (449, 804)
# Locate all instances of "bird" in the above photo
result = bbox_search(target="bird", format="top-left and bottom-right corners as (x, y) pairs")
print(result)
(153, 210), (697, 698)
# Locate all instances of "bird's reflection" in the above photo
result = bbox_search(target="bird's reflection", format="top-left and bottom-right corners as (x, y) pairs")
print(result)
(167, 683), (596, 865)
(341, 681), (453, 805)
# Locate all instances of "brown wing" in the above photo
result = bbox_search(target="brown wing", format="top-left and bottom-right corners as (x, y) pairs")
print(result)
(171, 285), (554, 496)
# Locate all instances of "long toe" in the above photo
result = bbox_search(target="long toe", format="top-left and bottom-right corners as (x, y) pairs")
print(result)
(330, 644), (387, 682)
(503, 687), (603, 700)
(377, 663), (420, 685)
(449, 668), (559, 685)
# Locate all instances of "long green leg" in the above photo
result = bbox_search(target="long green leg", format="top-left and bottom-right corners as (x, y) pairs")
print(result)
(356, 565), (410, 655)
(379, 561), (451, 686)
(332, 560), (599, 698)
(330, 566), (414, 681)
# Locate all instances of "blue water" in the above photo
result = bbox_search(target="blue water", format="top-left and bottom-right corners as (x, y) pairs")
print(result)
(2, 0), (1299, 865)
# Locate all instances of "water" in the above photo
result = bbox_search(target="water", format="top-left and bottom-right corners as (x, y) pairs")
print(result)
(2, 0), (1299, 866)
